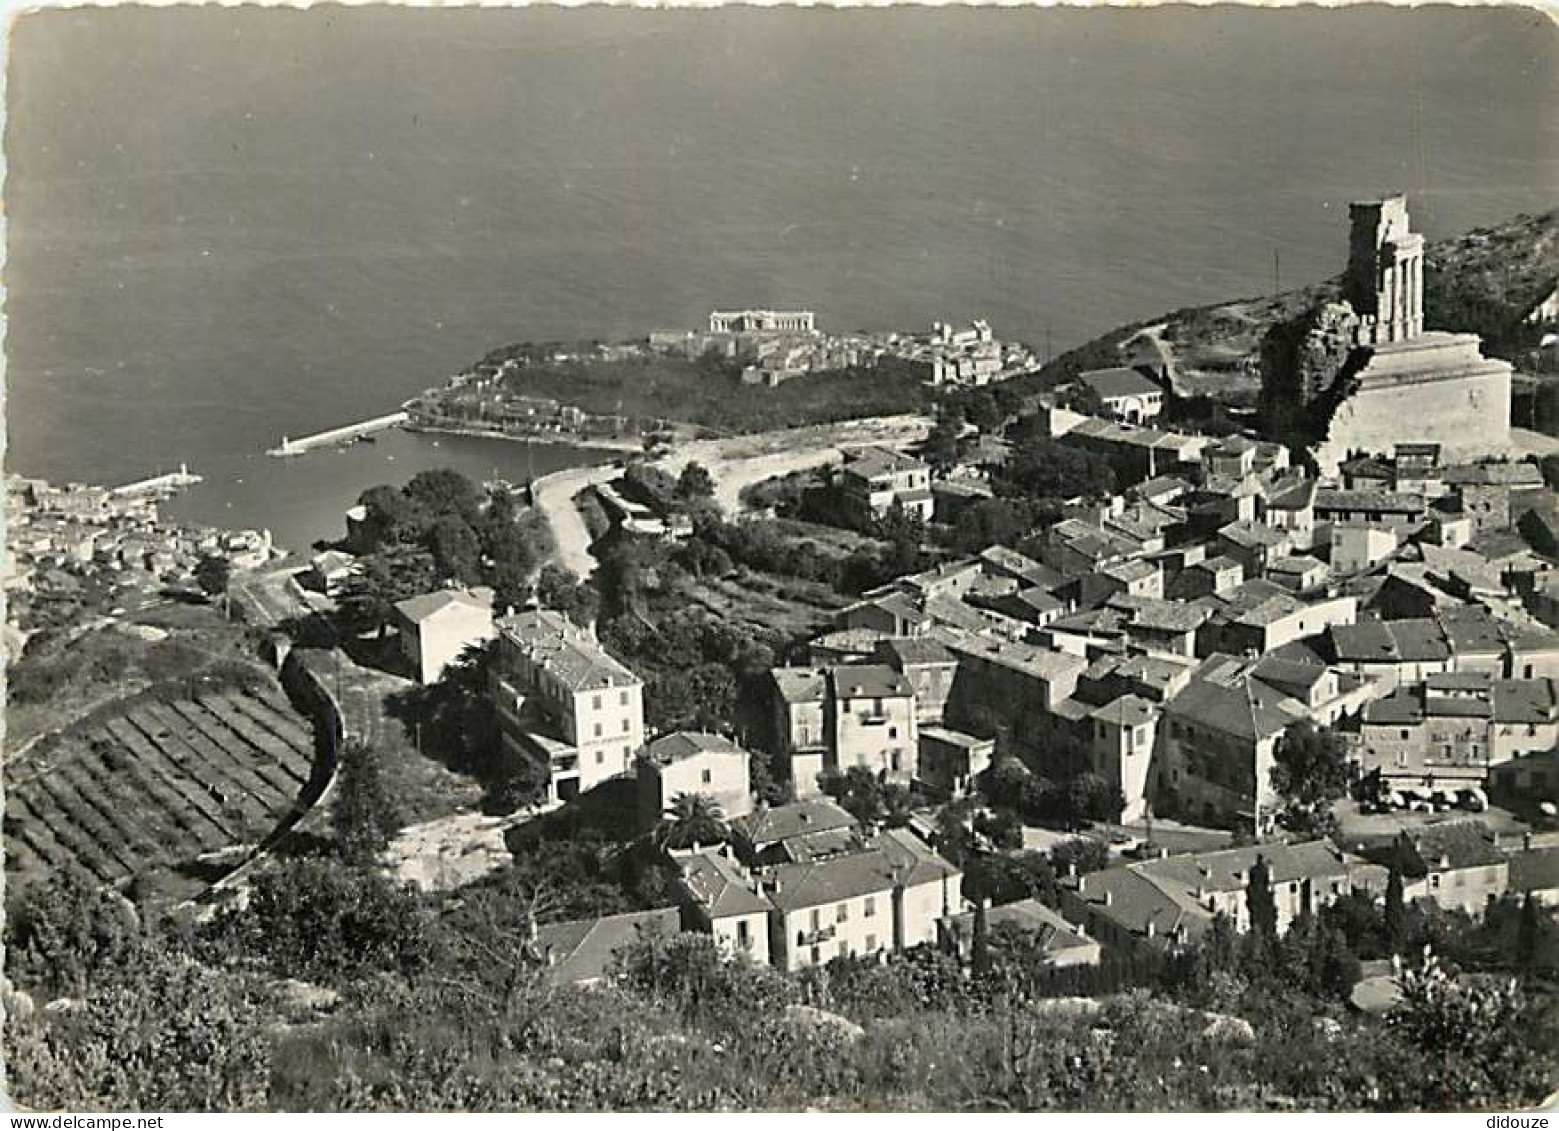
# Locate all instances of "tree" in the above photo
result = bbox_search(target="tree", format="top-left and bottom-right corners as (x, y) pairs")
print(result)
(1387, 950), (1551, 1109)
(428, 514), (483, 585)
(536, 564), (599, 628)
(404, 468), (484, 525)
(1517, 892), (1540, 967)
(208, 858), (441, 986)
(194, 554), (232, 599)
(676, 461), (716, 504)
(653, 793), (730, 851)
(819, 766), (914, 828)
(922, 415), (966, 471)
(1384, 867), (1409, 953)
(333, 742), (401, 865)
(1247, 854), (1278, 938)
(5, 872), (143, 1000)
(7, 951), (272, 1111)
(1271, 721), (1350, 837)
(1002, 435), (1116, 502)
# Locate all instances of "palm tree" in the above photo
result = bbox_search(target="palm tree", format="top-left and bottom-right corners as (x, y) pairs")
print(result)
(654, 793), (729, 852)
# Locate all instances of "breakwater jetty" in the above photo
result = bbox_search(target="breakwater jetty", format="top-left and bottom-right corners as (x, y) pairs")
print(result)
(109, 464), (203, 498)
(267, 411), (409, 457)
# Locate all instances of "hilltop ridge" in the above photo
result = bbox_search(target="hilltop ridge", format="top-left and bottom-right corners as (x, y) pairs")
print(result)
(1024, 208), (1558, 406)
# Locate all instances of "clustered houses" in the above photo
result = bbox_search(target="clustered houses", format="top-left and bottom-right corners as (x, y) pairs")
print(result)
(1060, 840), (1387, 950)
(4, 472), (279, 635)
(534, 798), (973, 984)
(495, 385), (1557, 986)
(679, 800), (963, 972)
(645, 313), (1035, 390)
(743, 415), (1559, 834)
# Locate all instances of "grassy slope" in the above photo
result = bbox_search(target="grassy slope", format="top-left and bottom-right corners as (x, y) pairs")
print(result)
(478, 352), (936, 435)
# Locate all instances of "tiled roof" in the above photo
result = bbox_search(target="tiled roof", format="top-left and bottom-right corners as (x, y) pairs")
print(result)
(762, 828), (958, 912)
(876, 635), (958, 667)
(1072, 866), (1204, 941)
(830, 663), (913, 700)
(844, 445), (929, 479)
(1139, 839), (1356, 900)
(1266, 478), (1319, 511)
(946, 632), (1090, 683)
(536, 907), (682, 984)
(1136, 475), (1193, 501)
(1165, 655), (1307, 741)
(1494, 678), (1559, 725)
(1269, 554), (1325, 575)
(1315, 489), (1426, 516)
(1369, 821), (1507, 877)
(772, 666), (829, 704)
(1330, 618), (1450, 664)
(1442, 462), (1544, 487)
(1106, 593), (1210, 633)
(394, 586), (494, 623)
(920, 726), (993, 750)
(497, 609), (641, 692)
(1509, 846), (1559, 895)
(1250, 655), (1328, 698)
(1079, 366), (1163, 401)
(1101, 558), (1159, 584)
(677, 850), (774, 918)
(949, 898), (1096, 953)
(1436, 607), (1505, 655)
(732, 799), (857, 849)
(1218, 519), (1288, 549)
(1089, 694), (1158, 727)
(643, 731), (748, 766)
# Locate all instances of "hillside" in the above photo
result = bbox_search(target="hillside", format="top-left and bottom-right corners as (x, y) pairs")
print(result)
(1020, 209), (1559, 405)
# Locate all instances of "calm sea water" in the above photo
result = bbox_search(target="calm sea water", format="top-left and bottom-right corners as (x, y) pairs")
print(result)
(6, 6), (1557, 549)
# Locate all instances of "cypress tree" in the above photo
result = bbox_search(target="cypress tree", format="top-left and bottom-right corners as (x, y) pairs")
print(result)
(1517, 892), (1540, 967)
(1384, 866), (1408, 953)
(1247, 854), (1278, 938)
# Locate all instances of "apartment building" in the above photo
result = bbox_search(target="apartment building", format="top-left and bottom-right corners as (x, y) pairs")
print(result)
(490, 609), (646, 803)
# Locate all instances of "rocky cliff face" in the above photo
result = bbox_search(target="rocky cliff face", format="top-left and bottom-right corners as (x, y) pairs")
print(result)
(1258, 300), (1362, 452)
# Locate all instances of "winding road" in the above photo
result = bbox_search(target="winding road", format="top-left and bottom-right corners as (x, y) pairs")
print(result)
(530, 414), (934, 579)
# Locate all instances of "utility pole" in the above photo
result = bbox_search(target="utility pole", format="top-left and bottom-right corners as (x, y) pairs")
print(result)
(1274, 248), (1282, 296)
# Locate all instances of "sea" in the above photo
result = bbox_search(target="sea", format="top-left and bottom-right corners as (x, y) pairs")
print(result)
(6, 5), (1557, 553)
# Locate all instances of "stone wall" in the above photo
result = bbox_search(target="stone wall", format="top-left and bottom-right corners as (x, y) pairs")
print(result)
(1312, 364), (1511, 474)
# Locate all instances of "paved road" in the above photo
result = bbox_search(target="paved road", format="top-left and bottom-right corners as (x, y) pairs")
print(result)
(530, 414), (933, 579)
(531, 463), (620, 580)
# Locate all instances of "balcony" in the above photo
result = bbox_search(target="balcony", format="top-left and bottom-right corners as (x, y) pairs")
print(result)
(798, 925), (837, 946)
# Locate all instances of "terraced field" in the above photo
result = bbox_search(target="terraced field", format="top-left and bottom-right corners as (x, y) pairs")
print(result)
(5, 687), (320, 889)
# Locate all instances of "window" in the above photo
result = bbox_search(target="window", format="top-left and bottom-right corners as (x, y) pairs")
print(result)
(890, 750), (902, 772)
(888, 726), (898, 740)
(736, 920), (750, 948)
(837, 902), (849, 923)
(593, 694), (602, 711)
(864, 897), (876, 919)
(701, 768), (712, 784)
(810, 908), (821, 931)
(1429, 874), (1441, 889)
(622, 718), (631, 733)
(811, 946), (821, 966)
(595, 750), (604, 764)
(873, 697), (883, 716)
(593, 723), (603, 738)
(866, 933), (877, 952)
(620, 690), (630, 707)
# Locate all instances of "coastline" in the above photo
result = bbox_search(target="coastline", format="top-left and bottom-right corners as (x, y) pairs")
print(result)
(400, 420), (645, 455)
